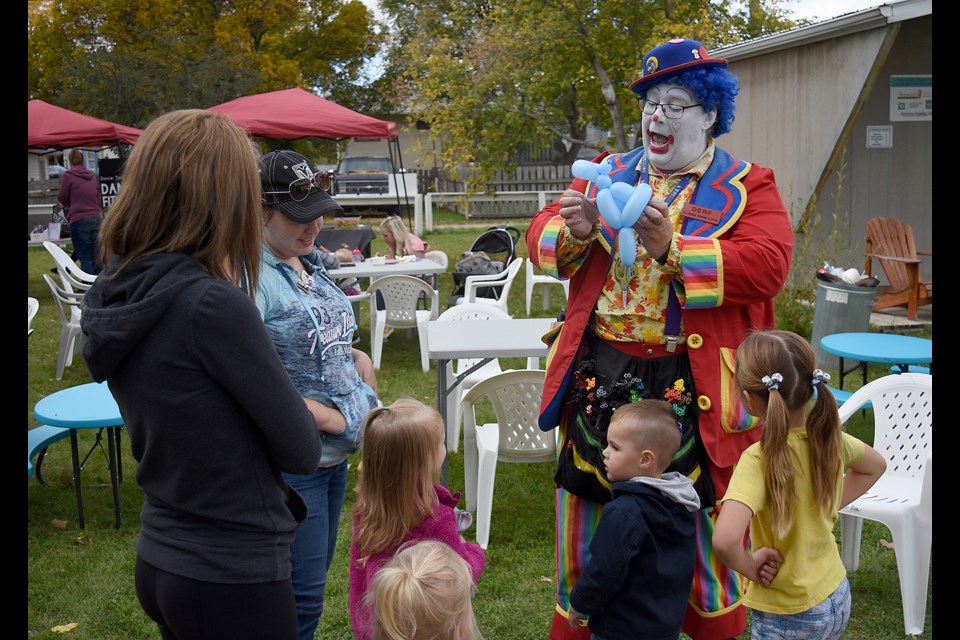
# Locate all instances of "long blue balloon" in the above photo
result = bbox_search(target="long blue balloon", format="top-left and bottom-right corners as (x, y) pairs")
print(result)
(596, 189), (623, 228)
(621, 183), (653, 227)
(571, 159), (600, 181)
(619, 227), (637, 268)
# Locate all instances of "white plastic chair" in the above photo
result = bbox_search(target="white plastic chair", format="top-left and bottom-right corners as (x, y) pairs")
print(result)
(44, 240), (97, 294)
(424, 249), (449, 270)
(455, 257), (523, 315)
(525, 258), (569, 315)
(423, 249), (449, 295)
(437, 304), (512, 454)
(460, 369), (555, 549)
(28, 297), (40, 337)
(42, 273), (85, 380)
(837, 372), (932, 636)
(366, 274), (439, 373)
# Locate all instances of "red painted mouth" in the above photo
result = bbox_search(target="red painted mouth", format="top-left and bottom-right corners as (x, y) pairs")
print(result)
(647, 130), (673, 153)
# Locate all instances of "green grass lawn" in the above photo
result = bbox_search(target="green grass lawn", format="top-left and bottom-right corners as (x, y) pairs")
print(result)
(26, 219), (931, 639)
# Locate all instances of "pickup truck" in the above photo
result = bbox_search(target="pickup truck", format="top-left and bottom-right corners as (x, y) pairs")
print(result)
(334, 156), (393, 195)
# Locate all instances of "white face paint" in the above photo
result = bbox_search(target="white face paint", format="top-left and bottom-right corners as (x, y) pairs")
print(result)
(640, 83), (717, 173)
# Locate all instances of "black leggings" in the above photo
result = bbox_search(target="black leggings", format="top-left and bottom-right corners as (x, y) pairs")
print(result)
(135, 557), (299, 640)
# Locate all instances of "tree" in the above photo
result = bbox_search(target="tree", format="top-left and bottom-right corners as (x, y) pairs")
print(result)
(28, 0), (384, 134)
(377, 0), (795, 191)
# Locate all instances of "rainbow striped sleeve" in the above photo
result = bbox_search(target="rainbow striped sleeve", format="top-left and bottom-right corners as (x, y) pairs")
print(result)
(675, 236), (723, 309)
(536, 216), (593, 279)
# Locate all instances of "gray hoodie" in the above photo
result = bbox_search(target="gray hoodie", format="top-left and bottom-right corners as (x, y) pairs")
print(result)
(81, 252), (321, 583)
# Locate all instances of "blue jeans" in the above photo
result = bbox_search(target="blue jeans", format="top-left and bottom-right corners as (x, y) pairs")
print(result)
(284, 460), (349, 640)
(70, 216), (102, 275)
(751, 577), (851, 640)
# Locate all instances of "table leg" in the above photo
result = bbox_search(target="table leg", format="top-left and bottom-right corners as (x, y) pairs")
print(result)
(438, 358), (494, 487)
(116, 426), (123, 484)
(69, 430), (85, 530)
(107, 427), (121, 529)
(438, 359), (449, 486)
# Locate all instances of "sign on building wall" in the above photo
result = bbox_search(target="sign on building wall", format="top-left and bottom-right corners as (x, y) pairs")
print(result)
(889, 75), (931, 121)
(866, 125), (893, 148)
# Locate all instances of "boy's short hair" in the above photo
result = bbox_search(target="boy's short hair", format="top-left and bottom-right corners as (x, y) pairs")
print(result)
(610, 400), (682, 473)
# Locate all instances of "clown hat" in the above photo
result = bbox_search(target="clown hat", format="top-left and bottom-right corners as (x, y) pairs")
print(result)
(629, 38), (728, 95)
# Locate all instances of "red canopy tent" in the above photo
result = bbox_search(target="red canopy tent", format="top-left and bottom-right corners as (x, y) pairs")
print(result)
(208, 88), (413, 220)
(28, 99), (143, 149)
(207, 87), (398, 140)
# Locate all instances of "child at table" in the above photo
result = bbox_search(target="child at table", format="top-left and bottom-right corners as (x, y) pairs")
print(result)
(713, 330), (886, 640)
(374, 216), (433, 332)
(349, 398), (485, 640)
(369, 540), (484, 640)
(378, 215), (429, 260)
(566, 400), (700, 640)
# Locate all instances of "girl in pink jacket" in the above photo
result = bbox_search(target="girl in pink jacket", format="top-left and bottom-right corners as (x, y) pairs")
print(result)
(349, 399), (485, 640)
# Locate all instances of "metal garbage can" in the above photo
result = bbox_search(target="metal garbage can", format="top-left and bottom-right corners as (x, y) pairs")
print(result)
(811, 280), (877, 370)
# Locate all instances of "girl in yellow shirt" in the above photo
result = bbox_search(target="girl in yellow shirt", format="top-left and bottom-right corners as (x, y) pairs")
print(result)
(713, 330), (886, 639)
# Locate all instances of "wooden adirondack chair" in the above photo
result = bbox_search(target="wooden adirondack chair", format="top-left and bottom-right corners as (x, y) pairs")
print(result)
(863, 216), (932, 320)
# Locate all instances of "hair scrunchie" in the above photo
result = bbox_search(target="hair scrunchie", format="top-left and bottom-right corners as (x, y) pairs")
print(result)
(761, 373), (783, 391)
(812, 369), (831, 386)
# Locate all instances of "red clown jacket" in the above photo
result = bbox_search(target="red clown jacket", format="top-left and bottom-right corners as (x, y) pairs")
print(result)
(526, 146), (794, 489)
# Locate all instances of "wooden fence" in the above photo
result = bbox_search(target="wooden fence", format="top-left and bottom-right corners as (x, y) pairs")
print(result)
(415, 164), (572, 217)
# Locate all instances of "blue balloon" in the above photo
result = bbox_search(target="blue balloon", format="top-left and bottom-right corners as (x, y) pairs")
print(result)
(618, 227), (637, 268)
(569, 157), (652, 284)
(571, 159), (599, 182)
(596, 189), (623, 228)
(609, 182), (634, 208)
(621, 183), (653, 227)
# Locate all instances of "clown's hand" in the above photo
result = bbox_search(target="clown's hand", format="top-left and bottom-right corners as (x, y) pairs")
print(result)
(635, 200), (673, 261)
(558, 189), (600, 240)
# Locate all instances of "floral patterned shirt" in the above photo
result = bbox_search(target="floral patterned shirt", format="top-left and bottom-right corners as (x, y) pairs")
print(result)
(556, 143), (717, 344)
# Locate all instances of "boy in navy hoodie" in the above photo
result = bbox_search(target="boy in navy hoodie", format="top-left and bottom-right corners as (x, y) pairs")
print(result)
(568, 400), (700, 640)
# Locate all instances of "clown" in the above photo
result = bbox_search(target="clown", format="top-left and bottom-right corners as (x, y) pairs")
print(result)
(526, 38), (794, 640)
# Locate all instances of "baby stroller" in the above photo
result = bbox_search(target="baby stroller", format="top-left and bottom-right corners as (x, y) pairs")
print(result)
(449, 225), (520, 307)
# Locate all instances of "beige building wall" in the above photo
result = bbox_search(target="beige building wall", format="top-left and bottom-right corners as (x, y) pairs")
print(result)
(719, 4), (931, 282)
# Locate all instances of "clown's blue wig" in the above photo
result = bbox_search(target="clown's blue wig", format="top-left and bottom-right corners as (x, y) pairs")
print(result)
(635, 67), (740, 138)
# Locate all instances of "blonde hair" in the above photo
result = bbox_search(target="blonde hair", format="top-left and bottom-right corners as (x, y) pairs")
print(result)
(68, 148), (84, 167)
(380, 215), (413, 257)
(353, 398), (446, 559)
(734, 330), (841, 538)
(609, 400), (681, 475)
(97, 109), (263, 297)
(370, 540), (483, 640)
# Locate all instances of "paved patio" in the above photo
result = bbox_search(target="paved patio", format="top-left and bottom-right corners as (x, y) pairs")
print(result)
(869, 304), (932, 333)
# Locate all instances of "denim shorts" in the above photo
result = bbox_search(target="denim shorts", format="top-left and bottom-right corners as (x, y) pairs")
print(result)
(751, 577), (851, 640)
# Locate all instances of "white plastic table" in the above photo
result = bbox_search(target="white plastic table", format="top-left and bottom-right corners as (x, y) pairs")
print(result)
(427, 316), (555, 483)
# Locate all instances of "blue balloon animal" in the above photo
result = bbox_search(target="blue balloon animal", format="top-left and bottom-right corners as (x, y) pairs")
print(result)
(571, 159), (653, 279)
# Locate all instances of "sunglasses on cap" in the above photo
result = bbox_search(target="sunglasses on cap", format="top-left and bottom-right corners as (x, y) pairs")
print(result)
(262, 170), (331, 203)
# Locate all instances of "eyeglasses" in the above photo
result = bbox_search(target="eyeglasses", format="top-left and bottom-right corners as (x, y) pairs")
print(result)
(262, 171), (331, 203)
(639, 99), (703, 119)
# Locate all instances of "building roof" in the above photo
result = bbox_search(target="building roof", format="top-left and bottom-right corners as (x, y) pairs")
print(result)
(712, 0), (931, 60)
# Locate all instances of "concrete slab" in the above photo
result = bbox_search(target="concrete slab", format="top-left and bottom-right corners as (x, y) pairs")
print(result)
(869, 304), (932, 333)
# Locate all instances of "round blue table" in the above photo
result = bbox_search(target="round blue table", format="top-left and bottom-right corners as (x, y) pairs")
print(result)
(818, 332), (932, 390)
(33, 381), (124, 529)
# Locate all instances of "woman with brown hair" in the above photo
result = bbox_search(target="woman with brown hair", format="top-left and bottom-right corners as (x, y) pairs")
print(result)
(80, 109), (323, 640)
(57, 147), (103, 274)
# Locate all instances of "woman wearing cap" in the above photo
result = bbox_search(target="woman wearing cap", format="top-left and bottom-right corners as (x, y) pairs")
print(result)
(255, 149), (380, 640)
(526, 38), (794, 640)
(79, 110), (322, 639)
